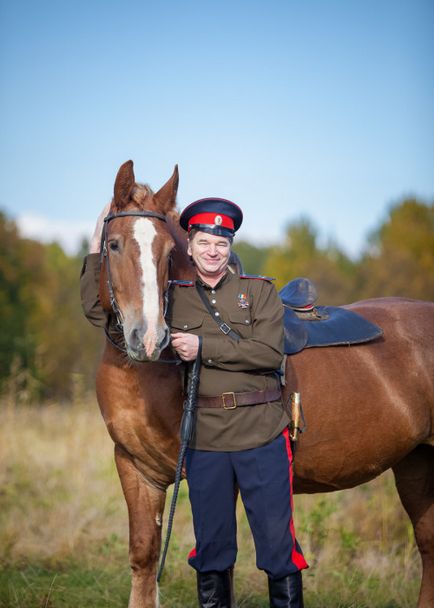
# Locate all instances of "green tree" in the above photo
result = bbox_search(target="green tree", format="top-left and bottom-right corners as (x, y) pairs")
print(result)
(0, 212), (46, 386)
(232, 241), (271, 275)
(359, 198), (434, 300)
(262, 218), (357, 305)
(28, 243), (102, 399)
(0, 211), (102, 401)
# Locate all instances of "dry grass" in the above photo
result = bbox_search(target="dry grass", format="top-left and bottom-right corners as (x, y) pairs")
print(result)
(0, 399), (420, 607)
(1, 400), (126, 565)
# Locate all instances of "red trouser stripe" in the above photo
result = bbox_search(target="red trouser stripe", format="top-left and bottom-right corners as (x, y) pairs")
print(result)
(283, 427), (309, 570)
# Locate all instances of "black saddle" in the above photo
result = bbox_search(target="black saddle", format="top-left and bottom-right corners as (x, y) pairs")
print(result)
(279, 278), (383, 355)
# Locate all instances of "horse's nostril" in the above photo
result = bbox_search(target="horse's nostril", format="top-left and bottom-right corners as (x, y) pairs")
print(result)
(161, 328), (170, 349)
(129, 326), (146, 351)
(153, 327), (170, 352)
(130, 329), (141, 350)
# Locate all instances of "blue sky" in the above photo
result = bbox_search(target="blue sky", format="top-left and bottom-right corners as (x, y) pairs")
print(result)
(1, 0), (433, 256)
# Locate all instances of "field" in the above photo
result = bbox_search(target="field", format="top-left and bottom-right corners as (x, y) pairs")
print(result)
(0, 399), (420, 608)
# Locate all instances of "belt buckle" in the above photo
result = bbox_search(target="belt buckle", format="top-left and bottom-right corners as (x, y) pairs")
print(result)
(222, 392), (237, 409)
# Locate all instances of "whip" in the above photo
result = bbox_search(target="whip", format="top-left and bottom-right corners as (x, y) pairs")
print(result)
(157, 337), (202, 582)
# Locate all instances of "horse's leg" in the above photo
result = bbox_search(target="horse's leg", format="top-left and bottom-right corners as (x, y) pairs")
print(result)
(115, 444), (166, 608)
(393, 445), (434, 608)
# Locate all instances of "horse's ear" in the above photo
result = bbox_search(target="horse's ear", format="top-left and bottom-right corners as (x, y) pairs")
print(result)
(114, 160), (135, 209)
(154, 165), (179, 213)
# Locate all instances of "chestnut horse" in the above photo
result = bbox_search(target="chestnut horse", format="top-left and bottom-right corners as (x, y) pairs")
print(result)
(95, 161), (434, 608)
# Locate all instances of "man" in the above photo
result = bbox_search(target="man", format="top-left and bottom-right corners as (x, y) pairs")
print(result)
(81, 197), (307, 608)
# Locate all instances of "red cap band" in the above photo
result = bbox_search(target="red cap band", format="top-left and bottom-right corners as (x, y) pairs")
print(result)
(188, 212), (234, 230)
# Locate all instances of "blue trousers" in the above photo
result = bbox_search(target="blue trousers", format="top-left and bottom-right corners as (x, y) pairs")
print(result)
(185, 428), (308, 579)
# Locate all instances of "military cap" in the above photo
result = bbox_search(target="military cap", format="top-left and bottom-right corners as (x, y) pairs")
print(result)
(180, 197), (243, 237)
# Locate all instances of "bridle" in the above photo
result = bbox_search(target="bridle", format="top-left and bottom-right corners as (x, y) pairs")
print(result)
(100, 209), (178, 363)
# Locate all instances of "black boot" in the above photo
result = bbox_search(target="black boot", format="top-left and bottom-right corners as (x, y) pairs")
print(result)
(197, 569), (235, 608)
(268, 571), (304, 608)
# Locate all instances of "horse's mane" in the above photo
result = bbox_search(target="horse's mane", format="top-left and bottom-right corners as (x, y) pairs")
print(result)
(131, 182), (154, 203)
(167, 211), (195, 281)
(110, 182), (155, 213)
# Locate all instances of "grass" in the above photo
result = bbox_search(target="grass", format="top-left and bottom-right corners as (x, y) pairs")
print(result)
(0, 399), (420, 607)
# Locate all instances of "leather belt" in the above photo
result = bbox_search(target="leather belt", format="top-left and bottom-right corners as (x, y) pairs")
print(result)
(197, 387), (281, 410)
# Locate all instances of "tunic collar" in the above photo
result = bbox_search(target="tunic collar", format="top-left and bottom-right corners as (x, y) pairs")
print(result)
(195, 268), (234, 290)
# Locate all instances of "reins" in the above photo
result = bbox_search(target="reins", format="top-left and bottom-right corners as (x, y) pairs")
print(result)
(157, 337), (202, 582)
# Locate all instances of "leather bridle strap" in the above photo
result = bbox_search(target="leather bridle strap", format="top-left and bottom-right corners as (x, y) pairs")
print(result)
(104, 210), (167, 222)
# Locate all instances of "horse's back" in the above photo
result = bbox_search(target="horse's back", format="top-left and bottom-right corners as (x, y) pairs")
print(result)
(348, 296), (434, 331)
(288, 297), (434, 493)
(349, 297), (434, 396)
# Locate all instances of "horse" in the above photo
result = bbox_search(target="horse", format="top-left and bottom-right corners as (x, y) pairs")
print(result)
(95, 160), (434, 608)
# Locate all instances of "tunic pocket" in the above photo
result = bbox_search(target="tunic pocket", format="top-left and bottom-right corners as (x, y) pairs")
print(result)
(228, 311), (253, 338)
(170, 315), (205, 333)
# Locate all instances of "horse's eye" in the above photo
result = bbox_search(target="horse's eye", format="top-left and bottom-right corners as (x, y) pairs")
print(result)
(109, 241), (119, 252)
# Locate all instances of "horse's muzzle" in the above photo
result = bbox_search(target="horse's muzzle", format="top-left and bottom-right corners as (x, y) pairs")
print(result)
(126, 324), (170, 362)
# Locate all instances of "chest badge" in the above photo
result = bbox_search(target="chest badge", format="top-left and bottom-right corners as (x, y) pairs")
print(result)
(237, 293), (249, 309)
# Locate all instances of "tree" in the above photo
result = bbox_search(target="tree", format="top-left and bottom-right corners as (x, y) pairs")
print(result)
(262, 218), (357, 305)
(28, 243), (102, 399)
(359, 198), (434, 300)
(232, 241), (271, 275)
(0, 212), (46, 387)
(0, 211), (102, 401)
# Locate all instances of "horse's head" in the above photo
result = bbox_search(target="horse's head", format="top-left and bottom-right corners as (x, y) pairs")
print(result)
(100, 160), (179, 362)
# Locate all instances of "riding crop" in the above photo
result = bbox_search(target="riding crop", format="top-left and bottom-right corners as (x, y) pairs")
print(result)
(157, 337), (202, 582)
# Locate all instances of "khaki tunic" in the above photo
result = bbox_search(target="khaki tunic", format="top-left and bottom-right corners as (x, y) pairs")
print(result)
(80, 253), (290, 451)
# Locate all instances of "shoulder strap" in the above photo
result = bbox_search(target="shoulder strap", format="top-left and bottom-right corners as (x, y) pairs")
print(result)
(169, 279), (195, 287)
(240, 274), (275, 281)
(195, 283), (240, 342)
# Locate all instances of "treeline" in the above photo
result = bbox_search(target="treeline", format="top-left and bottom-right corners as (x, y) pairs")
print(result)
(0, 212), (101, 402)
(235, 197), (434, 304)
(1, 197), (433, 402)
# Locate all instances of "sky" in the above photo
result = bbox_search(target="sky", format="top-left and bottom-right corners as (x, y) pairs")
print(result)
(1, 0), (433, 257)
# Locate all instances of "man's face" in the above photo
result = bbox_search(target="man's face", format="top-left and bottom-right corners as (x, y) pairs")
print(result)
(187, 231), (231, 281)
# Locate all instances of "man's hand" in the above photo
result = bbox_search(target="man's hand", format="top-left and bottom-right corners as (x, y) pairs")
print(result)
(171, 332), (199, 361)
(89, 201), (112, 254)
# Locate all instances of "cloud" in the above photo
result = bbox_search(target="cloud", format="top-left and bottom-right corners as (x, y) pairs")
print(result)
(16, 213), (94, 254)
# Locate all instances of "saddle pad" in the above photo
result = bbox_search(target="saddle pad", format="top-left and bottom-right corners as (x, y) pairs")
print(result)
(282, 305), (383, 355)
